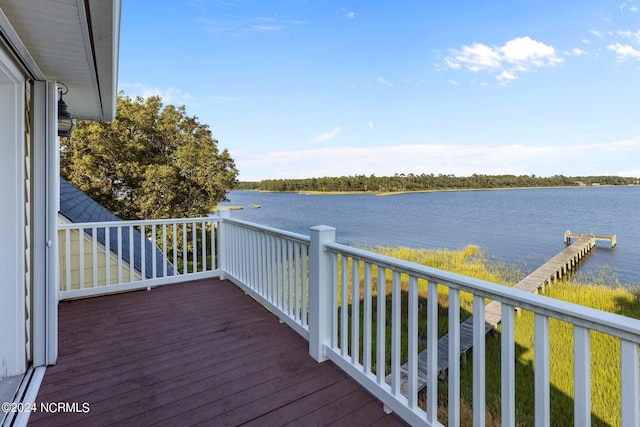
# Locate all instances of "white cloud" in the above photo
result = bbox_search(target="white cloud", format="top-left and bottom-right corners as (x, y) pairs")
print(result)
(346, 11), (355, 19)
(197, 0), (251, 6)
(311, 126), (342, 143)
(620, 1), (639, 13)
(500, 37), (560, 64)
(607, 43), (640, 60)
(246, 24), (285, 33)
(368, 120), (374, 129)
(201, 16), (302, 35)
(566, 48), (589, 56)
(232, 139), (640, 181)
(497, 71), (517, 83)
(444, 36), (563, 84)
(617, 29), (640, 42)
(445, 43), (501, 72)
(377, 76), (395, 87)
(118, 83), (194, 106)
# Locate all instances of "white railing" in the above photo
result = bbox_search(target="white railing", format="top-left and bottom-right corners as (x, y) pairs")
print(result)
(307, 226), (640, 427)
(56, 213), (640, 426)
(219, 213), (311, 339)
(58, 216), (218, 300)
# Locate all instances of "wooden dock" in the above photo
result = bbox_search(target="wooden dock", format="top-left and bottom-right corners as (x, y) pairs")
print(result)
(564, 230), (616, 248)
(389, 232), (614, 397)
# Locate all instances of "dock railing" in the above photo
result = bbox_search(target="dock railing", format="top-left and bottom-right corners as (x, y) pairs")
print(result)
(57, 212), (640, 426)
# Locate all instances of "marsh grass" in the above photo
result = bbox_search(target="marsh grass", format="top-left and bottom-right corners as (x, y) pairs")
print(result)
(213, 205), (244, 211)
(336, 245), (494, 370)
(461, 282), (640, 426)
(336, 244), (640, 426)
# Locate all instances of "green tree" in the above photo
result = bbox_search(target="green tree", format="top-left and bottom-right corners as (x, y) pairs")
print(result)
(61, 93), (238, 219)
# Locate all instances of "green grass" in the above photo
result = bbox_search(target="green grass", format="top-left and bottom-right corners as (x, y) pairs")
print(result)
(366, 244), (519, 284)
(480, 282), (640, 426)
(341, 245), (640, 426)
(212, 205), (244, 211)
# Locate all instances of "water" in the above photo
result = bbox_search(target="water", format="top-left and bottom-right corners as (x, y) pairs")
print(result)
(219, 186), (640, 286)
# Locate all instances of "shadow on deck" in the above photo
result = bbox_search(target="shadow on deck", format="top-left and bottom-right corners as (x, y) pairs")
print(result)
(29, 279), (406, 426)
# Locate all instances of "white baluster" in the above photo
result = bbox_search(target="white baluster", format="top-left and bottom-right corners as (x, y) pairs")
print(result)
(501, 303), (515, 426)
(426, 280), (438, 424)
(363, 262), (373, 374)
(535, 313), (550, 427)
(448, 288), (460, 427)
(391, 271), (401, 397)
(351, 259), (360, 366)
(408, 276), (418, 410)
(473, 295), (486, 426)
(376, 266), (386, 386)
(621, 339), (639, 427)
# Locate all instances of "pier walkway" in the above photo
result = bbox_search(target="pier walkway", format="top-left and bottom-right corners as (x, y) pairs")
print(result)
(390, 232), (615, 397)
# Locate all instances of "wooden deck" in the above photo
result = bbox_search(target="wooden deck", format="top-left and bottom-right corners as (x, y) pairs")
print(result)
(392, 236), (599, 396)
(29, 279), (406, 426)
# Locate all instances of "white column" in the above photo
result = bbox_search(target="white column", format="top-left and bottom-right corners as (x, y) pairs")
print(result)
(217, 209), (230, 279)
(46, 81), (59, 364)
(308, 225), (335, 362)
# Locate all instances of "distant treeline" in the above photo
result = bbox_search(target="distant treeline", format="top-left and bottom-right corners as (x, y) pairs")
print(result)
(236, 173), (639, 192)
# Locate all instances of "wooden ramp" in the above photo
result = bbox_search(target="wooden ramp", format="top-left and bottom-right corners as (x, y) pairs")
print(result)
(389, 234), (610, 397)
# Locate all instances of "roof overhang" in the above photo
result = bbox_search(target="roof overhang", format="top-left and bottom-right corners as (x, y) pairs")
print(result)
(0, 0), (121, 121)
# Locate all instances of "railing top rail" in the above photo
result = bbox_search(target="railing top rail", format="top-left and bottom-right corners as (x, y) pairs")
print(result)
(222, 217), (311, 245)
(58, 216), (218, 230)
(324, 241), (640, 343)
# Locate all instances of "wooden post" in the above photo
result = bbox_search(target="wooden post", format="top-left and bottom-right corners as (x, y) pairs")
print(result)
(309, 225), (336, 362)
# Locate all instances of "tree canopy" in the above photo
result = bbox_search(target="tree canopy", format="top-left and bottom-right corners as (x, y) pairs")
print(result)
(61, 93), (238, 220)
(237, 173), (639, 193)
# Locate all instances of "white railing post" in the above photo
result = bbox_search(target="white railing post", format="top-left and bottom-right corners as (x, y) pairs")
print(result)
(217, 210), (231, 280)
(621, 340), (639, 427)
(309, 225), (335, 362)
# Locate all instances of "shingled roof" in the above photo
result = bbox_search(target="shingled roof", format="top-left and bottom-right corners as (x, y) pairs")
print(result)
(59, 178), (175, 278)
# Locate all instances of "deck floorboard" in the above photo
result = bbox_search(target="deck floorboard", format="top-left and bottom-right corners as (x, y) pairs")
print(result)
(29, 279), (406, 426)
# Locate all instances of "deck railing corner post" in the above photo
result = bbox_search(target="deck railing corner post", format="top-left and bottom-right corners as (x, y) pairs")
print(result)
(309, 225), (336, 362)
(217, 209), (231, 280)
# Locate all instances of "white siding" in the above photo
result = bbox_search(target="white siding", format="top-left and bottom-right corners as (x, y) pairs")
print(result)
(58, 217), (141, 291)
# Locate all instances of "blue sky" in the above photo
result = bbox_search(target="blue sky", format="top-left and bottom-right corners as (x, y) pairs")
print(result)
(119, 0), (640, 181)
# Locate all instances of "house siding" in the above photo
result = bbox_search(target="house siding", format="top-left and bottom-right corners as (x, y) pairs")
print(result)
(58, 221), (141, 291)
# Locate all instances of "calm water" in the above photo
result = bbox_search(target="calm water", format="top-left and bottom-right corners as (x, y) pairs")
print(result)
(220, 186), (640, 286)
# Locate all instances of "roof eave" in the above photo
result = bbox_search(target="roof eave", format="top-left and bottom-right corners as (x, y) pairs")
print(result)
(0, 0), (121, 122)
(86, 0), (121, 121)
